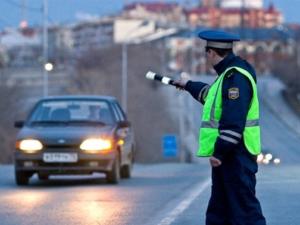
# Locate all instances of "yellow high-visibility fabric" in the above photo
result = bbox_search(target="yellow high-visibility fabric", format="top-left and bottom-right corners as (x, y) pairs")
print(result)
(198, 66), (261, 157)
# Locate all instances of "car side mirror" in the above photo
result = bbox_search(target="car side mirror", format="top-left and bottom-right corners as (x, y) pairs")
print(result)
(118, 121), (131, 128)
(14, 121), (25, 128)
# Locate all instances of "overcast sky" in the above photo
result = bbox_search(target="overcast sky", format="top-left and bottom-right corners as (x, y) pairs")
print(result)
(0, 0), (299, 29)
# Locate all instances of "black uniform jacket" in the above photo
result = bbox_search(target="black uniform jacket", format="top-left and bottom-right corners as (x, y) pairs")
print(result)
(185, 53), (258, 168)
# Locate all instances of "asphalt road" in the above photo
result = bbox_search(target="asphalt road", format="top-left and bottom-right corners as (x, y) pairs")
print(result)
(0, 163), (211, 225)
(0, 162), (299, 225)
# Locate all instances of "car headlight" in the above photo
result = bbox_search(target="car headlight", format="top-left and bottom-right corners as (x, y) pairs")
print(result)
(17, 139), (43, 152)
(80, 138), (113, 152)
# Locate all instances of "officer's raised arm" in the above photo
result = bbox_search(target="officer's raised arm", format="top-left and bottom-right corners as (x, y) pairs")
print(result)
(185, 81), (210, 104)
(173, 79), (210, 105)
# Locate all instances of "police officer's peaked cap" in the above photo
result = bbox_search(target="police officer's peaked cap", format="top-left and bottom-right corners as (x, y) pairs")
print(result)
(198, 30), (240, 49)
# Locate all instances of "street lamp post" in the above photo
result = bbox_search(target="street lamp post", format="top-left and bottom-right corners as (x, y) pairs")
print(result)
(42, 0), (48, 97)
(122, 42), (128, 113)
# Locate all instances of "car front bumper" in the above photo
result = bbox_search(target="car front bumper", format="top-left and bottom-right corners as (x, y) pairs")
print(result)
(14, 150), (117, 175)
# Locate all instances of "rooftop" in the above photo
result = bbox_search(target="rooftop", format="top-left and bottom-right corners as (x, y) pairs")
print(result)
(124, 2), (180, 12)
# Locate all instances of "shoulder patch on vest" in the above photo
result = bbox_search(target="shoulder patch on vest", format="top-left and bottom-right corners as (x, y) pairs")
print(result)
(228, 87), (239, 99)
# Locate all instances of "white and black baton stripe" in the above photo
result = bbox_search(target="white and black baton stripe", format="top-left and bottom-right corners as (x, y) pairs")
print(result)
(145, 71), (180, 87)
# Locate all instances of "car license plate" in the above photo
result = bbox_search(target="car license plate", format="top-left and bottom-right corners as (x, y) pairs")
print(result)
(43, 153), (78, 163)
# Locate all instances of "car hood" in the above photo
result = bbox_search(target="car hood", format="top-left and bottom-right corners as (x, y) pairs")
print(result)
(17, 125), (115, 146)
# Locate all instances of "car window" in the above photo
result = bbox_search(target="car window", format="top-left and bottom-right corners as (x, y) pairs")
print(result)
(111, 103), (121, 122)
(114, 102), (127, 120)
(113, 102), (126, 121)
(28, 100), (115, 125)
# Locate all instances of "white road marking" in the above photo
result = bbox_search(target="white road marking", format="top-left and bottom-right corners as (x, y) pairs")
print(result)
(157, 178), (211, 225)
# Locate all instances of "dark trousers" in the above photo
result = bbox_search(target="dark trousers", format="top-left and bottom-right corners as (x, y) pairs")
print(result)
(205, 157), (266, 225)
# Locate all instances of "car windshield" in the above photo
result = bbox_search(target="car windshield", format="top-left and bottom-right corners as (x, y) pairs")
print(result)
(28, 99), (115, 126)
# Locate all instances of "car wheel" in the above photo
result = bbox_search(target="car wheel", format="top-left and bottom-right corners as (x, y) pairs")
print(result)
(15, 171), (30, 186)
(121, 152), (133, 179)
(38, 173), (49, 180)
(106, 154), (120, 184)
(120, 165), (131, 179)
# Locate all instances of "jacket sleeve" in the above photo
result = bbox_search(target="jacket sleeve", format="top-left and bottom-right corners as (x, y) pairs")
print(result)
(213, 71), (253, 161)
(184, 81), (210, 105)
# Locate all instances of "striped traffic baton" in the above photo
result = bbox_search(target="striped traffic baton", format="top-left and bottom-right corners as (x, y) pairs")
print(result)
(145, 71), (181, 88)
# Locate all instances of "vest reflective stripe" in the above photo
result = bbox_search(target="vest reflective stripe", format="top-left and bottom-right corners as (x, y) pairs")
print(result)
(201, 119), (259, 128)
(197, 66), (261, 157)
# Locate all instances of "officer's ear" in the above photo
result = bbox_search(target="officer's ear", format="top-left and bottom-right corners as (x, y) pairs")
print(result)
(206, 48), (214, 57)
(209, 49), (217, 58)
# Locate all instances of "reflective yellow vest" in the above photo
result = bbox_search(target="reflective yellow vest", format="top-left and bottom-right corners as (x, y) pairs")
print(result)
(197, 66), (261, 157)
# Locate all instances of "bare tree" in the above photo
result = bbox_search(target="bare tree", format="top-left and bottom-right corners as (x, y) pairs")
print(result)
(0, 81), (24, 163)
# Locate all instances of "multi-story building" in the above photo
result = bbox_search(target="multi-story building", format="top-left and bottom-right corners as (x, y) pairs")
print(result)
(166, 27), (295, 75)
(0, 27), (40, 49)
(48, 25), (73, 64)
(220, 0), (263, 9)
(201, 0), (218, 8)
(72, 18), (114, 54)
(0, 27), (41, 67)
(0, 26), (75, 67)
(186, 1), (283, 28)
(122, 1), (283, 29)
(123, 2), (185, 25)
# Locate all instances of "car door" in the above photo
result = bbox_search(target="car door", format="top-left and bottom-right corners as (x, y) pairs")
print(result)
(111, 102), (133, 165)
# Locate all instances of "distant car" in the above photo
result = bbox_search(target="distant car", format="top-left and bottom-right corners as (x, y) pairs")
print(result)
(14, 96), (135, 185)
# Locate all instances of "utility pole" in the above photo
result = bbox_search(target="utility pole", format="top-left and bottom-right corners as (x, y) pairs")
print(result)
(22, 0), (27, 23)
(190, 27), (197, 76)
(178, 91), (185, 162)
(122, 42), (128, 113)
(160, 37), (167, 76)
(121, 21), (148, 113)
(43, 0), (48, 97)
(297, 42), (300, 69)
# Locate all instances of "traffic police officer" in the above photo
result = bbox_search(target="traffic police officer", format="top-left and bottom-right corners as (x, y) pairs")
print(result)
(174, 30), (267, 225)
